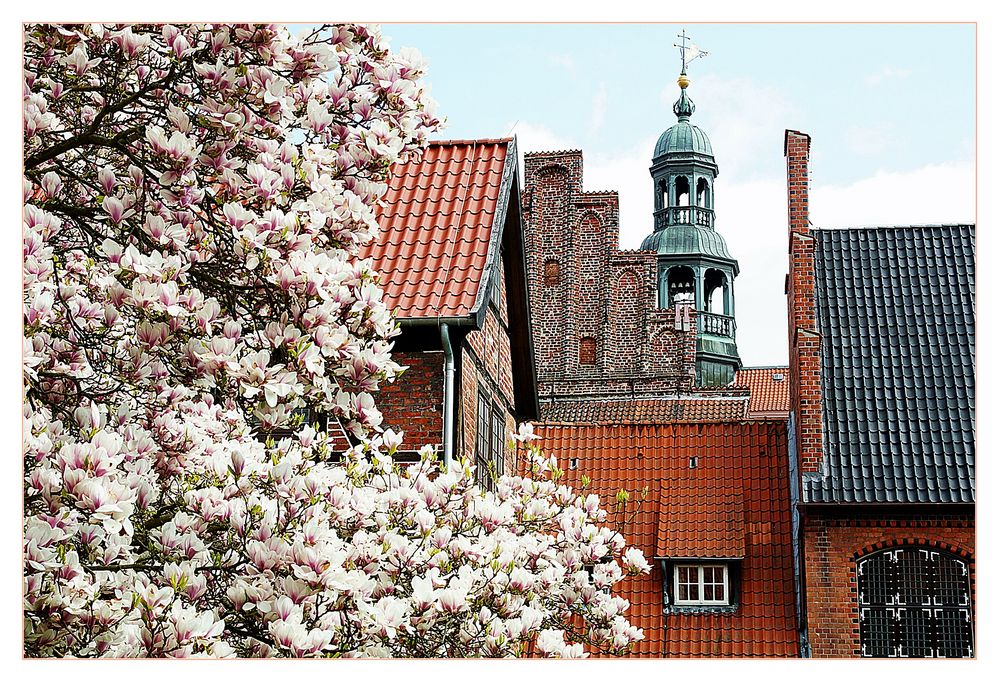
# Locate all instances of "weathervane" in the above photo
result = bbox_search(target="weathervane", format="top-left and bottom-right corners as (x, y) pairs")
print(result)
(673, 29), (708, 75)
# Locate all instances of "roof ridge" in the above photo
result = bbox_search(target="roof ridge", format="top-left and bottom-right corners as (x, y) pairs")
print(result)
(427, 137), (512, 146)
(815, 223), (974, 231)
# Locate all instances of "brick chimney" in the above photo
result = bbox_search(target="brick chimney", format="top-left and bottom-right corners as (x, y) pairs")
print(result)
(784, 130), (823, 475)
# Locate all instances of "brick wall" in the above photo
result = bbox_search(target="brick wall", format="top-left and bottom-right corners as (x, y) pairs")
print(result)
(462, 262), (518, 473)
(803, 511), (975, 658)
(785, 130), (823, 474)
(459, 346), (517, 476)
(378, 350), (444, 451)
(522, 150), (699, 402)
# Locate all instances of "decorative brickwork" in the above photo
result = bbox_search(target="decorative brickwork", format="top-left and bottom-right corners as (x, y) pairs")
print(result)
(802, 512), (975, 658)
(522, 150), (702, 402)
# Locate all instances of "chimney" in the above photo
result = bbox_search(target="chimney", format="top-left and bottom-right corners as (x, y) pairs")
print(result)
(784, 130), (823, 475)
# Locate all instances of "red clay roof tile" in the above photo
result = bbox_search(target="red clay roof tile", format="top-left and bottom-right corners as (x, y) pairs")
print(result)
(539, 398), (749, 424)
(657, 480), (745, 559)
(530, 422), (798, 657)
(360, 139), (511, 320)
(734, 367), (791, 417)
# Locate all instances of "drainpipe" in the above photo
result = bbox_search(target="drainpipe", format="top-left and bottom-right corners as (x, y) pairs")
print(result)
(440, 323), (455, 469)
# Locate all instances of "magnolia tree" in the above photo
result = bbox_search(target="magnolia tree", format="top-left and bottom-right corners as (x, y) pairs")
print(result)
(23, 23), (651, 658)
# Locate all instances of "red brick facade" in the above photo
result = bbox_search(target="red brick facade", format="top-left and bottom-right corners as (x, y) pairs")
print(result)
(460, 261), (518, 474)
(522, 150), (702, 402)
(802, 513), (975, 657)
(784, 130), (823, 474)
(377, 350), (445, 453)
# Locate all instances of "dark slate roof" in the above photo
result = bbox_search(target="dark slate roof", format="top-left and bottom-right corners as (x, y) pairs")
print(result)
(805, 224), (975, 504)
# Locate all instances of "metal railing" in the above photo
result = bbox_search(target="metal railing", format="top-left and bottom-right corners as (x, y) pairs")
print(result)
(654, 205), (715, 230)
(699, 311), (736, 337)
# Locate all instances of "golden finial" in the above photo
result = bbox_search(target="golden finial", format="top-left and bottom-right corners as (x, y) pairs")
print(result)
(678, 73), (691, 89)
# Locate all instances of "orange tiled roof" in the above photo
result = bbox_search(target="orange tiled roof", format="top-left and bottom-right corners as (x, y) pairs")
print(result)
(540, 398), (748, 424)
(656, 480), (745, 559)
(734, 367), (790, 417)
(360, 139), (512, 319)
(534, 422), (798, 657)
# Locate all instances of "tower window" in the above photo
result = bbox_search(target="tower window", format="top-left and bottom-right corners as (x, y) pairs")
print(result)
(697, 177), (711, 208)
(675, 176), (690, 206)
(660, 179), (670, 208)
(579, 337), (597, 366)
(667, 266), (695, 306)
(543, 259), (560, 287)
(704, 268), (727, 315)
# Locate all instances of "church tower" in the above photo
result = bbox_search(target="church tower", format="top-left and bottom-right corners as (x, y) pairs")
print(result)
(640, 41), (741, 386)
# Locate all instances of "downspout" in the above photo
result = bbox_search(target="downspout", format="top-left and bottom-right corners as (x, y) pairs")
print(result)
(440, 323), (455, 469)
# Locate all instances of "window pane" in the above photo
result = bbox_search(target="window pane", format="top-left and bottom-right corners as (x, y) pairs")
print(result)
(476, 391), (490, 488)
(492, 408), (504, 476)
(899, 608), (933, 658)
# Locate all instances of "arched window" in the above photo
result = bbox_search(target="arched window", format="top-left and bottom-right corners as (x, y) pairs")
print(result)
(543, 259), (560, 287)
(704, 268), (726, 315)
(667, 266), (695, 307)
(579, 337), (597, 366)
(696, 178), (710, 208)
(857, 547), (973, 658)
(675, 176), (690, 206)
(660, 179), (670, 209)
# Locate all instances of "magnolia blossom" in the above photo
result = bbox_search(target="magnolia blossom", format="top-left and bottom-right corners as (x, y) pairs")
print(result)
(23, 22), (648, 659)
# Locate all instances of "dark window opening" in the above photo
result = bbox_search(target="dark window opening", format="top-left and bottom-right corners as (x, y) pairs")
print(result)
(660, 179), (670, 209)
(579, 337), (597, 366)
(696, 177), (711, 208)
(667, 266), (695, 306)
(858, 548), (974, 658)
(704, 268), (726, 315)
(675, 176), (690, 206)
(543, 259), (560, 287)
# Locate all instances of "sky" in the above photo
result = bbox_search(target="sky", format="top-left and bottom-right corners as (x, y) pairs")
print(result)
(379, 23), (976, 367)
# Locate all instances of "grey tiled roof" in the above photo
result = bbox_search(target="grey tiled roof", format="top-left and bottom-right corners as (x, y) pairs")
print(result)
(804, 224), (975, 504)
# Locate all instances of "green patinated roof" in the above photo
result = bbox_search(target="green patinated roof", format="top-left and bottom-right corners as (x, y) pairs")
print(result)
(639, 225), (734, 260)
(654, 121), (714, 159)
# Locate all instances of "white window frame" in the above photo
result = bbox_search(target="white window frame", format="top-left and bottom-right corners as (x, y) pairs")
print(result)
(673, 563), (729, 605)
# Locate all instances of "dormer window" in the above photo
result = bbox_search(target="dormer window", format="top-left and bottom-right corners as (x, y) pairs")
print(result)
(674, 564), (730, 606)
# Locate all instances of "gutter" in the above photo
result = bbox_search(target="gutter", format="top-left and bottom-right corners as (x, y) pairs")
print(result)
(398, 315), (478, 328)
(440, 322), (456, 469)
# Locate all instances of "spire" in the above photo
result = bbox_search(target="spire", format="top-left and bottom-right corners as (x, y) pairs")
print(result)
(671, 29), (707, 122)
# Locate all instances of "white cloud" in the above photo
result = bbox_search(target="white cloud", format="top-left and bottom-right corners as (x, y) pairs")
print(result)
(864, 65), (910, 87)
(587, 82), (608, 137)
(844, 124), (893, 157)
(811, 162), (974, 228)
(548, 53), (574, 71)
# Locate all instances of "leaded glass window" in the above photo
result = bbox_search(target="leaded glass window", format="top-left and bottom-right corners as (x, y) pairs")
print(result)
(858, 548), (973, 658)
